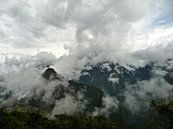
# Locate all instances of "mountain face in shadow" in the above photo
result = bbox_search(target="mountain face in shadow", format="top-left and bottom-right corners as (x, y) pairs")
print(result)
(42, 68), (65, 81)
(79, 62), (153, 96)
(79, 61), (173, 95)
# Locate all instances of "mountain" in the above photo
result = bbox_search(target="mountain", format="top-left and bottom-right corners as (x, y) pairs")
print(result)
(0, 67), (107, 115)
(1, 60), (173, 129)
(78, 61), (173, 129)
(79, 62), (153, 95)
(79, 60), (173, 94)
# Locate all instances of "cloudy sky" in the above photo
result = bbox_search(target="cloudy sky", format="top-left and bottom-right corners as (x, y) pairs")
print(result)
(1, 0), (173, 113)
(0, 0), (173, 62)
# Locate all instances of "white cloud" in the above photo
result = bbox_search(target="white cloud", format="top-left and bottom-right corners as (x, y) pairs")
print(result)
(124, 77), (173, 112)
(0, 0), (173, 66)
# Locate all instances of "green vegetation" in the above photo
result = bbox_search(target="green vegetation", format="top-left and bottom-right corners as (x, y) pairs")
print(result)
(147, 100), (173, 129)
(2, 101), (173, 129)
(0, 107), (119, 129)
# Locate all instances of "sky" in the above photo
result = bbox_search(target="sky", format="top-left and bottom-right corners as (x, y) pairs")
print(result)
(0, 0), (173, 63)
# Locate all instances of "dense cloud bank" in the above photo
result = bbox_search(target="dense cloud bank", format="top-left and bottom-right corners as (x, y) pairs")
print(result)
(0, 53), (119, 116)
(0, 52), (173, 116)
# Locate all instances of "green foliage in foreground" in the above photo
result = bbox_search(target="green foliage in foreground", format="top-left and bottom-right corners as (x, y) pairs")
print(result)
(148, 100), (173, 129)
(0, 107), (119, 129)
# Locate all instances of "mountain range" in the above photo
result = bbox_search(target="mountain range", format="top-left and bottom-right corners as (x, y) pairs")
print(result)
(0, 60), (173, 129)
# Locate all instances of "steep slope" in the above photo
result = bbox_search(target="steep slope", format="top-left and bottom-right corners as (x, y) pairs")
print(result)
(79, 62), (153, 95)
(79, 61), (173, 94)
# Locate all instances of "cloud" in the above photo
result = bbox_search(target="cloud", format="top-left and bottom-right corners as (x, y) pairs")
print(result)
(1, 0), (173, 66)
(0, 53), (80, 113)
(134, 41), (173, 62)
(51, 93), (86, 115)
(0, 0), (150, 49)
(0, 52), (122, 116)
(124, 77), (173, 112)
(92, 95), (119, 117)
(0, 0), (46, 47)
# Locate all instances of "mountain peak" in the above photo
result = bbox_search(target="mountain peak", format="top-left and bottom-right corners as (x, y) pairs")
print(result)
(42, 67), (64, 81)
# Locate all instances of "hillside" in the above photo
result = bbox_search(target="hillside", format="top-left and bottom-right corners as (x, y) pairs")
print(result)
(0, 107), (119, 129)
